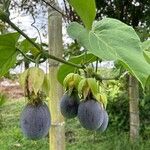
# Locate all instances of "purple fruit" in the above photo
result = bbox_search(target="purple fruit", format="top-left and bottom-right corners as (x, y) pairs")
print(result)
(60, 93), (80, 118)
(78, 99), (104, 130)
(20, 102), (51, 140)
(97, 110), (109, 132)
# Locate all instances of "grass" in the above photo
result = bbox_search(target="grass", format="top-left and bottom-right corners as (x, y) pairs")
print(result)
(0, 98), (150, 150)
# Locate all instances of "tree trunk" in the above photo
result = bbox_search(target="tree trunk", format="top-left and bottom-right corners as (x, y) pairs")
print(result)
(129, 75), (139, 142)
(48, 2), (65, 150)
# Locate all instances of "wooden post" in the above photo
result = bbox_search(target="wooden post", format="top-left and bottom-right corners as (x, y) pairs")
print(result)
(129, 75), (139, 142)
(48, 2), (65, 150)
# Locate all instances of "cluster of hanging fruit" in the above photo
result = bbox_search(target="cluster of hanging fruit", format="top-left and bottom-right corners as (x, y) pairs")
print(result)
(60, 72), (109, 131)
(19, 67), (108, 140)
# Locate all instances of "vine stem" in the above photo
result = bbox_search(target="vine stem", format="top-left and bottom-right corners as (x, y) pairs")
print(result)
(0, 11), (84, 69)
(16, 48), (36, 63)
(7, 19), (41, 51)
(41, 0), (67, 17)
(42, 51), (85, 68)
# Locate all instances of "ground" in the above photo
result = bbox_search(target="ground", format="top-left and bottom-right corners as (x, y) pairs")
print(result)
(0, 78), (23, 99)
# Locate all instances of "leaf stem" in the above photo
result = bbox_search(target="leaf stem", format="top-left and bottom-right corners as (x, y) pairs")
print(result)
(7, 19), (42, 51)
(16, 48), (36, 63)
(41, 0), (67, 17)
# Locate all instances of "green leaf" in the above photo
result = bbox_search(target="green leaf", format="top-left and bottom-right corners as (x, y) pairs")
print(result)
(68, 0), (96, 29)
(18, 38), (36, 52)
(74, 74), (83, 89)
(78, 78), (99, 99)
(143, 51), (150, 64)
(0, 32), (20, 77)
(87, 78), (98, 97)
(27, 67), (45, 95)
(145, 75), (150, 91)
(78, 78), (89, 99)
(42, 74), (50, 96)
(95, 93), (107, 109)
(63, 73), (82, 90)
(142, 40), (150, 51)
(57, 53), (96, 85)
(67, 22), (90, 48)
(68, 18), (150, 88)
(19, 69), (29, 91)
(63, 73), (75, 89)
(142, 40), (150, 64)
(18, 38), (40, 56)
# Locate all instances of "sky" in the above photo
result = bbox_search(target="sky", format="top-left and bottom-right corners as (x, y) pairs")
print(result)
(10, 0), (66, 41)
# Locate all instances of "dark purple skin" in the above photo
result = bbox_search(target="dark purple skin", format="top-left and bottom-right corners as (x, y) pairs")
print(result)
(97, 110), (109, 132)
(20, 102), (51, 140)
(60, 92), (80, 118)
(78, 99), (104, 130)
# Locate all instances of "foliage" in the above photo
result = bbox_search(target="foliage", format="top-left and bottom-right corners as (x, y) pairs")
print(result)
(57, 53), (96, 84)
(102, 77), (150, 135)
(107, 84), (129, 131)
(67, 19), (150, 88)
(19, 67), (50, 105)
(68, 0), (96, 30)
(0, 0), (149, 90)
(140, 94), (150, 138)
(95, 0), (150, 29)
(0, 32), (20, 77)
(0, 93), (7, 129)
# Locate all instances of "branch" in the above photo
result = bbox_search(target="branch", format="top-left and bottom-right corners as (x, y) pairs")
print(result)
(42, 51), (85, 69)
(41, 0), (67, 18)
(6, 19), (41, 52)
(16, 48), (36, 63)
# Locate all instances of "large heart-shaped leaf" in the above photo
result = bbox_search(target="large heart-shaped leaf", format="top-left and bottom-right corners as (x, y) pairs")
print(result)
(67, 18), (150, 88)
(142, 40), (150, 64)
(0, 32), (20, 77)
(68, 0), (96, 30)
